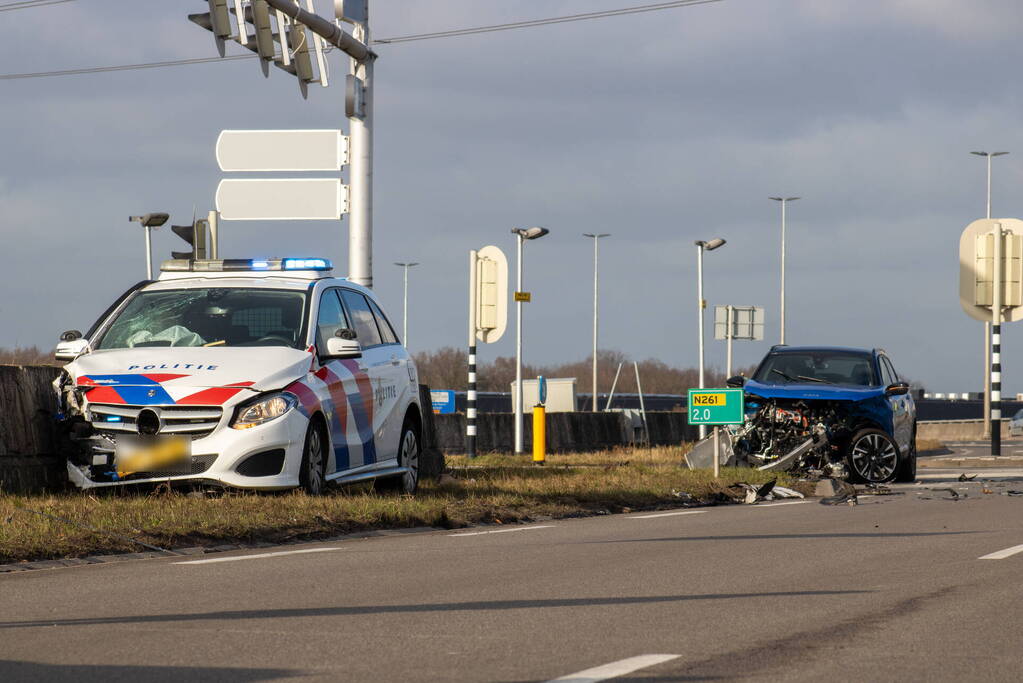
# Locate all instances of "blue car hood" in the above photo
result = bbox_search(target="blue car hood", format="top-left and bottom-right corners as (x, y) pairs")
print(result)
(743, 379), (885, 402)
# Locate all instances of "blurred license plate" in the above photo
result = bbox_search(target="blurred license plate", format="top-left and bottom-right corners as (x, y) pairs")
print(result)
(115, 436), (191, 477)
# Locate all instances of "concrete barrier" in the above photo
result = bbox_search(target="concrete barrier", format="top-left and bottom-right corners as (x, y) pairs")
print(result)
(431, 411), (698, 454)
(0, 365), (65, 493)
(917, 419), (1010, 442)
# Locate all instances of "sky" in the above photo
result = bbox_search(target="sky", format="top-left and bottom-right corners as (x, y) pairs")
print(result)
(2, 0), (1023, 394)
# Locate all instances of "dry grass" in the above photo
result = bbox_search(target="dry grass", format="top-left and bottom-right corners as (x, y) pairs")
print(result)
(915, 438), (946, 454)
(0, 447), (796, 564)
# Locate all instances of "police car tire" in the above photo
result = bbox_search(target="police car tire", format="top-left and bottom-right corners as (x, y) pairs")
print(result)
(377, 416), (420, 495)
(299, 420), (327, 495)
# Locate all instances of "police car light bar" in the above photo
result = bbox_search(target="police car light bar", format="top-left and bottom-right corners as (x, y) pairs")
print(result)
(160, 257), (333, 273)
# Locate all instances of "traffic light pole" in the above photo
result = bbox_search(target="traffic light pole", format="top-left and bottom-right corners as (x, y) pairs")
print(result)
(262, 0), (374, 288)
(347, 18), (374, 289)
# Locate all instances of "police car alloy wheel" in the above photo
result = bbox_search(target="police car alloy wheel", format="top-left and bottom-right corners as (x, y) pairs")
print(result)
(378, 417), (419, 494)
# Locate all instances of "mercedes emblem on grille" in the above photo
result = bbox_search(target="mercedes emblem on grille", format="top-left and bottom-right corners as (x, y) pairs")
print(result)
(137, 409), (162, 436)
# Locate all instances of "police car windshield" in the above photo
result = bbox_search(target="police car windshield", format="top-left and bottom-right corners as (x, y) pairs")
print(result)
(94, 288), (307, 350)
(753, 352), (878, 387)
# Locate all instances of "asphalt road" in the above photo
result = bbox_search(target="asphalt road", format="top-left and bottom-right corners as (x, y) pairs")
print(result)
(4, 474), (1023, 682)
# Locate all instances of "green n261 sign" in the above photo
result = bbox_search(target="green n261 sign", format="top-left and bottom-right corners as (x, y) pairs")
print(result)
(687, 388), (745, 425)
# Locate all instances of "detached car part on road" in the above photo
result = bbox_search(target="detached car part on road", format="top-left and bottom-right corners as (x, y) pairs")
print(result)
(711, 346), (916, 483)
(52, 257), (423, 494)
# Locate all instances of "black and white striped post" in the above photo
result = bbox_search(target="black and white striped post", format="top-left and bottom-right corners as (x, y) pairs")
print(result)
(467, 250), (478, 458)
(992, 224), (1003, 456)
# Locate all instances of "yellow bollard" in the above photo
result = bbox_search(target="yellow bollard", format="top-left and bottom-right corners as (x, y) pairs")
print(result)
(532, 405), (546, 464)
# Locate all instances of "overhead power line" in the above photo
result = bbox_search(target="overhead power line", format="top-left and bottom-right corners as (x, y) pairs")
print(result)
(0, 0), (722, 81)
(0, 0), (74, 12)
(375, 0), (721, 44)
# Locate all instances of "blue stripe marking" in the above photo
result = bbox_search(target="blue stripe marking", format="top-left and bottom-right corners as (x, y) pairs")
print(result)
(320, 395), (350, 472)
(347, 389), (376, 464)
(85, 375), (175, 405)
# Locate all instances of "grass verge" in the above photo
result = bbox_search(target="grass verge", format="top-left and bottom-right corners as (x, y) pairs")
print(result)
(0, 446), (800, 564)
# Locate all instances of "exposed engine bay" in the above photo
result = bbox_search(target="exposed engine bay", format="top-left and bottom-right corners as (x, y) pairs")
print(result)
(689, 393), (904, 484)
(730, 397), (854, 479)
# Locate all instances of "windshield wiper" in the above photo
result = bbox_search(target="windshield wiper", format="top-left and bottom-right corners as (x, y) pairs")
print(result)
(797, 375), (832, 384)
(771, 369), (796, 382)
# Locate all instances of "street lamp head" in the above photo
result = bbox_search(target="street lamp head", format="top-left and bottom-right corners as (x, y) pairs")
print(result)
(695, 238), (726, 251)
(394, 262), (419, 267)
(582, 233), (611, 238)
(512, 227), (550, 240)
(769, 197), (800, 202)
(129, 213), (170, 228)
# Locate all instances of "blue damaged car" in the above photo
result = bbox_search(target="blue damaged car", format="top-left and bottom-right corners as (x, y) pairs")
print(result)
(726, 346), (916, 483)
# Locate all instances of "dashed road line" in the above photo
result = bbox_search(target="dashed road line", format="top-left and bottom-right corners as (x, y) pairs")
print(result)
(628, 510), (707, 519)
(449, 525), (554, 537)
(173, 548), (344, 565)
(979, 544), (1023, 560)
(546, 654), (681, 682)
(754, 501), (810, 508)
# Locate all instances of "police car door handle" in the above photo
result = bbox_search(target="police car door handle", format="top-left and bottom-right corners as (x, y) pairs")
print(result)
(390, 354), (401, 366)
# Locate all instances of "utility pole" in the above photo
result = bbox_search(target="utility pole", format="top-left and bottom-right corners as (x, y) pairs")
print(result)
(583, 233), (610, 411)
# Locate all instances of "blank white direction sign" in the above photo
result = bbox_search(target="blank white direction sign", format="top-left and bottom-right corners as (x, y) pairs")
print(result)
(216, 179), (348, 221)
(216, 129), (348, 172)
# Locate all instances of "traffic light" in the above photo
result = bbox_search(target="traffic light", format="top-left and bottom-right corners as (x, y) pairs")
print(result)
(171, 219), (208, 261)
(188, 0), (327, 96)
(188, 1), (231, 57)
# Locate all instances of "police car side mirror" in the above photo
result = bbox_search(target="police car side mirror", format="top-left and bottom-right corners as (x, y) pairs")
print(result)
(726, 375), (746, 388)
(55, 337), (89, 361)
(326, 336), (362, 359)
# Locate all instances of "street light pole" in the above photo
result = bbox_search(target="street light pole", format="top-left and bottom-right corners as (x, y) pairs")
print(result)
(694, 238), (726, 440)
(511, 227), (549, 454)
(393, 262), (419, 345)
(583, 233), (610, 411)
(769, 197), (800, 345)
(129, 213), (170, 281)
(971, 151), (1009, 441)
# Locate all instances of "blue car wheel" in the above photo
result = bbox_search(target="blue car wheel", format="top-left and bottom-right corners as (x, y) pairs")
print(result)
(847, 428), (900, 484)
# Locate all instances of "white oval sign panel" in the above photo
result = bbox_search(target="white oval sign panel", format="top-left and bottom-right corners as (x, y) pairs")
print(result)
(216, 129), (348, 172)
(216, 179), (348, 221)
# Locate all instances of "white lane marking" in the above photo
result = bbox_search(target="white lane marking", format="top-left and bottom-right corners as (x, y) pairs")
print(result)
(978, 544), (1023, 560)
(629, 510), (707, 519)
(173, 548), (344, 565)
(547, 654), (681, 682)
(449, 525), (554, 537)
(754, 501), (810, 508)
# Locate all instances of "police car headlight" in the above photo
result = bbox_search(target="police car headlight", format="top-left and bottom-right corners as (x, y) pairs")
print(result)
(231, 393), (298, 429)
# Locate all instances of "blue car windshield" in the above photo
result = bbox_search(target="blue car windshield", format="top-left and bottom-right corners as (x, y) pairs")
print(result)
(753, 352), (878, 387)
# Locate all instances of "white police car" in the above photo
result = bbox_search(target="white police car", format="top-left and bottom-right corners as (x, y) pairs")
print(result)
(53, 257), (423, 494)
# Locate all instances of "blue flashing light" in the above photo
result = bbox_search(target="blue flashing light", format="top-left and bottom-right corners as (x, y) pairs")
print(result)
(283, 258), (331, 271)
(105, 416), (122, 423)
(251, 260), (270, 270)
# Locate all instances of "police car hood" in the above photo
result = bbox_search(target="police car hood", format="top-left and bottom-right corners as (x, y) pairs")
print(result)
(67, 347), (313, 405)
